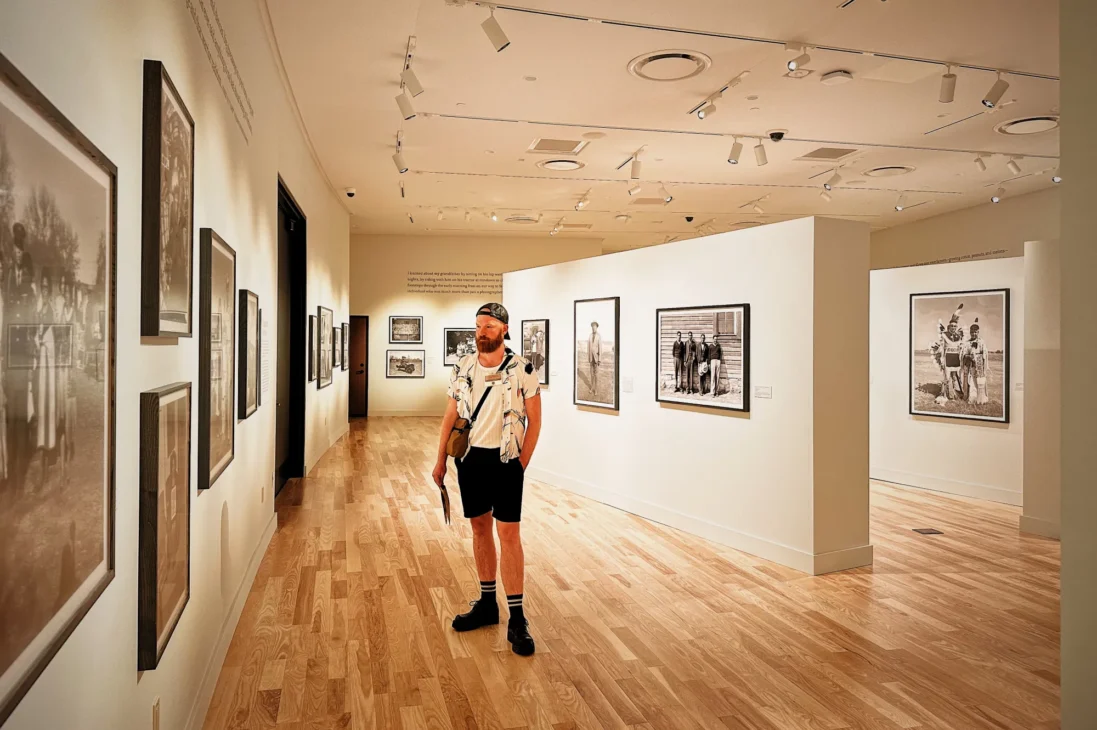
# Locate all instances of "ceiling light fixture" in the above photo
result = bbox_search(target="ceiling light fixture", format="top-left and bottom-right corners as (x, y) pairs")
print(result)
(616, 214), (630, 223)
(628, 184), (642, 196)
(401, 68), (424, 98)
(939, 65), (957, 103)
(549, 229), (557, 236)
(727, 138), (743, 165)
(894, 193), (907, 211)
(982, 72), (1009, 109)
(824, 170), (842, 191)
(991, 187), (1005, 203)
(974, 155), (987, 173)
(752, 203), (765, 215)
(686, 71), (749, 118)
(490, 211), (499, 221)
(1051, 169), (1062, 184)
(697, 102), (717, 119)
(396, 91), (416, 120)
(658, 184), (673, 204)
(631, 157), (643, 180)
(437, 210), (444, 221)
(481, 6), (510, 52)
(393, 131), (408, 173)
(1006, 157), (1022, 176)
(820, 190), (832, 202)
(465, 210), (471, 222)
(754, 140), (768, 167)
(786, 44), (811, 72)
(575, 194), (590, 211)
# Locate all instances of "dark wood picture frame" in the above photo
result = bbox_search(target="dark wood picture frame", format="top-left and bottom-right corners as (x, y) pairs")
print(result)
(574, 297), (621, 411)
(198, 229), (235, 491)
(0, 50), (118, 725)
(386, 349), (427, 378)
(654, 304), (751, 413)
(239, 290), (260, 419)
(333, 326), (342, 371)
(318, 306), (333, 389)
(909, 288), (1011, 423)
(521, 319), (550, 385)
(308, 314), (318, 382)
(341, 323), (350, 371)
(140, 60), (195, 337)
(443, 327), (476, 368)
(138, 382), (192, 671)
(389, 315), (423, 344)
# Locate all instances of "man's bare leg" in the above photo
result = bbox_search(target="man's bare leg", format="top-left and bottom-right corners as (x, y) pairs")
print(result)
(496, 521), (524, 600)
(470, 513), (497, 582)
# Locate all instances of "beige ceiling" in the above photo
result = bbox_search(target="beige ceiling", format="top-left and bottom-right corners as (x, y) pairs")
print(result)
(265, 0), (1060, 249)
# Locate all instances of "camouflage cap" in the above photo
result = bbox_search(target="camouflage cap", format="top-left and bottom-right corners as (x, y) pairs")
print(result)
(476, 302), (511, 339)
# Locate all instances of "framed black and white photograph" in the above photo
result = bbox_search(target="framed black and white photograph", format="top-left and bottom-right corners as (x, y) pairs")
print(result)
(138, 382), (191, 671)
(239, 290), (259, 418)
(0, 51), (118, 724)
(318, 306), (333, 389)
(387, 349), (425, 378)
(521, 319), (549, 385)
(341, 323), (349, 371)
(198, 229), (235, 491)
(389, 315), (422, 344)
(140, 60), (194, 337)
(308, 314), (317, 382)
(574, 298), (620, 410)
(910, 289), (1010, 423)
(333, 325), (342, 371)
(656, 305), (750, 412)
(443, 328), (476, 367)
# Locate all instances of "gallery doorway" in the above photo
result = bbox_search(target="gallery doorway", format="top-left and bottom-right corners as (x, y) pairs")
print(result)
(276, 177), (307, 493)
(349, 315), (368, 417)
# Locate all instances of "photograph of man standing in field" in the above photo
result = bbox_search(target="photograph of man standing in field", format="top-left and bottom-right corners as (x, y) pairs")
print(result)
(574, 298), (618, 409)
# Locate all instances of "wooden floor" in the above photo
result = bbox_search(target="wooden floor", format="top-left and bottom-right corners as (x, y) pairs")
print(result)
(202, 417), (1061, 730)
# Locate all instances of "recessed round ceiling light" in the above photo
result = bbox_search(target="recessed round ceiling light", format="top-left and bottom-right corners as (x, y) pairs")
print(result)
(627, 50), (712, 82)
(505, 215), (539, 225)
(863, 166), (916, 178)
(582, 131), (607, 140)
(536, 159), (585, 171)
(746, 95), (759, 101)
(995, 116), (1060, 136)
(524, 76), (537, 82)
(786, 68), (812, 79)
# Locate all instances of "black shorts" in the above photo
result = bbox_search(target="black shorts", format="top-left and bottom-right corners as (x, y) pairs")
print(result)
(456, 447), (525, 522)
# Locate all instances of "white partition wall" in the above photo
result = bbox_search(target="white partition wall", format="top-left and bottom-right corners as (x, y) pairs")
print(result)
(504, 217), (872, 575)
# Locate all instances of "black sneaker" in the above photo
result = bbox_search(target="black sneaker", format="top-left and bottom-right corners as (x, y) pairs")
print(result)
(452, 599), (499, 632)
(507, 619), (536, 656)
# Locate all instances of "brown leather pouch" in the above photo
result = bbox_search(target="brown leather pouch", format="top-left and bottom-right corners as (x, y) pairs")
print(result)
(445, 418), (471, 458)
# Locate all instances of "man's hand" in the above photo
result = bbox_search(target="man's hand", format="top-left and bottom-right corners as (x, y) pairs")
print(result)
(432, 458), (447, 488)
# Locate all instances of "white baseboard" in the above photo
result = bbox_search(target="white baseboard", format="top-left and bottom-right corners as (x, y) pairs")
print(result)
(527, 467), (871, 576)
(184, 512), (277, 730)
(368, 410), (444, 418)
(871, 467), (1022, 506)
(1019, 514), (1061, 540)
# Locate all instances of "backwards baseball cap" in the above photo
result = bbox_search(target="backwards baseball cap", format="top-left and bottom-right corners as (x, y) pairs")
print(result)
(476, 302), (511, 339)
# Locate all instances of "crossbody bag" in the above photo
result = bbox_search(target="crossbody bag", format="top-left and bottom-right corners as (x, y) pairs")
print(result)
(445, 354), (512, 459)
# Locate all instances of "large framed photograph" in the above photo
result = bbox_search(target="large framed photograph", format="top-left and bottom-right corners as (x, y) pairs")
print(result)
(443, 328), (476, 367)
(389, 315), (422, 344)
(198, 229), (235, 491)
(0, 51), (117, 724)
(318, 306), (333, 389)
(387, 349), (425, 378)
(239, 290), (259, 418)
(308, 315), (317, 382)
(138, 382), (191, 671)
(140, 60), (194, 337)
(333, 325), (342, 371)
(341, 323), (349, 371)
(521, 319), (549, 385)
(574, 298), (620, 410)
(910, 289), (1010, 423)
(655, 305), (750, 412)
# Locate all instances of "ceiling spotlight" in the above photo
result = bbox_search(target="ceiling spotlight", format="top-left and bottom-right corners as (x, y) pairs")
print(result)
(991, 187), (1004, 203)
(437, 210), (444, 221)
(658, 184), (673, 203)
(549, 229), (557, 236)
(752, 203), (764, 215)
(575, 196), (589, 211)
(490, 211), (498, 221)
(824, 170), (842, 191)
(392, 151), (408, 174)
(820, 190), (832, 202)
(939, 66), (957, 104)
(787, 53), (811, 72)
(1051, 169), (1062, 184)
(628, 184), (642, 196)
(982, 73), (1009, 109)
(727, 139), (743, 165)
(697, 102), (717, 119)
(754, 141), (768, 167)
(894, 193), (907, 212)
(481, 9), (510, 52)
(464, 210), (471, 222)
(396, 91), (416, 120)
(974, 155), (987, 173)
(630, 158), (642, 180)
(401, 68), (424, 97)
(1006, 157), (1022, 176)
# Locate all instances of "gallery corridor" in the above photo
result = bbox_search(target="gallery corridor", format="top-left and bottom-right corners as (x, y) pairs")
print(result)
(202, 418), (1060, 730)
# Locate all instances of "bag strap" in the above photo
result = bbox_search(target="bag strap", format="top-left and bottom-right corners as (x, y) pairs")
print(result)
(469, 355), (512, 424)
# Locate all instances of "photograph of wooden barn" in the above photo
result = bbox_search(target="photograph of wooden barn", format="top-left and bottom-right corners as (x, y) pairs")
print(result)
(656, 304), (750, 412)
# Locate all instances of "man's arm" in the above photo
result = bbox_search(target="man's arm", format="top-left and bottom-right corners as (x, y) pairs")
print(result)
(519, 393), (542, 471)
(432, 397), (459, 487)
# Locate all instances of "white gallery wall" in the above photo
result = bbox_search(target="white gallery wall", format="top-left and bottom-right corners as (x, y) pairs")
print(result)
(870, 258), (1025, 504)
(0, 2), (348, 730)
(505, 217), (873, 575)
(350, 234), (602, 416)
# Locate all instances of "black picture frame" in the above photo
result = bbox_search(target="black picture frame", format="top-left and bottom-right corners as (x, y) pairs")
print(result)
(521, 319), (550, 385)
(138, 382), (192, 671)
(333, 326), (341, 371)
(574, 297), (621, 410)
(318, 306), (333, 389)
(308, 314), (318, 382)
(239, 290), (259, 418)
(443, 327), (476, 368)
(341, 323), (350, 371)
(909, 288), (1011, 423)
(389, 315), (423, 344)
(0, 50), (118, 724)
(140, 60), (195, 337)
(386, 349), (426, 378)
(198, 229), (235, 491)
(654, 304), (751, 413)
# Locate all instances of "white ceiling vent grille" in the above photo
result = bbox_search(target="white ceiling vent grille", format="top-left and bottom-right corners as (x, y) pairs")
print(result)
(527, 138), (589, 155)
(561, 222), (593, 230)
(795, 147), (859, 162)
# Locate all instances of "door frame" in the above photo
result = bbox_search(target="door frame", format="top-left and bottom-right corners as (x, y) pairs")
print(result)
(277, 176), (306, 491)
(350, 315), (369, 417)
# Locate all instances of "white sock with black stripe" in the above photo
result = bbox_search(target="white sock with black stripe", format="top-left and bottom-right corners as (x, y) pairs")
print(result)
(507, 593), (525, 624)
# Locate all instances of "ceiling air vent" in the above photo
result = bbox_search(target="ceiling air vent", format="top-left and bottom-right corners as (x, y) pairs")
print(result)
(995, 116), (1060, 136)
(864, 165), (915, 177)
(561, 223), (593, 230)
(629, 197), (669, 206)
(527, 138), (589, 155)
(505, 215), (539, 225)
(795, 147), (859, 162)
(627, 50), (712, 82)
(536, 159), (585, 171)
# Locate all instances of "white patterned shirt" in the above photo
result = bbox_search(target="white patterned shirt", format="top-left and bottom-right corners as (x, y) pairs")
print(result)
(447, 349), (540, 462)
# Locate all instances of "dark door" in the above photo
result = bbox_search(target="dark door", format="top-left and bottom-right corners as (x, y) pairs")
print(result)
(276, 178), (307, 493)
(350, 316), (368, 417)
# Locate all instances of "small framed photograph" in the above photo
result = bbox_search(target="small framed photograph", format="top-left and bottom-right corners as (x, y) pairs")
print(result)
(308, 315), (317, 382)
(443, 328), (476, 367)
(238, 290), (259, 418)
(341, 323), (349, 371)
(389, 315), (423, 344)
(318, 306), (333, 389)
(387, 349), (425, 378)
(574, 297), (620, 410)
(138, 382), (192, 671)
(521, 319), (549, 385)
(198, 228), (235, 490)
(333, 326), (342, 370)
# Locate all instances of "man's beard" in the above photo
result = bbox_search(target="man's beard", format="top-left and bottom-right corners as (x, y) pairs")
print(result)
(477, 332), (504, 353)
